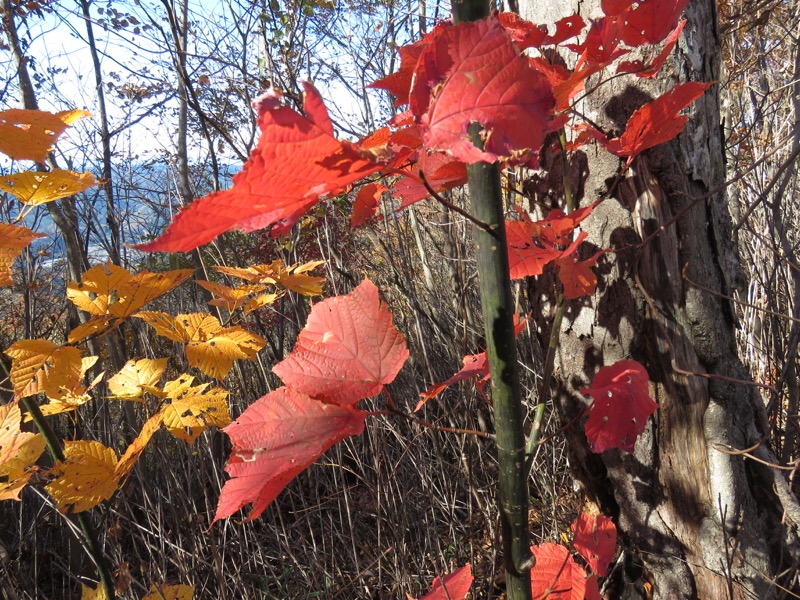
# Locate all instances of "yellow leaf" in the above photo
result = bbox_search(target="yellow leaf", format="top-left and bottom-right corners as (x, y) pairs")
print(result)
(141, 584), (194, 600)
(196, 280), (265, 312)
(185, 325), (265, 380)
(46, 440), (119, 513)
(32, 390), (92, 419)
(161, 375), (230, 443)
(80, 583), (109, 600)
(0, 401), (45, 500)
(67, 315), (115, 344)
(0, 108), (90, 163)
(108, 358), (167, 399)
(214, 259), (325, 295)
(0, 169), (97, 205)
(115, 410), (164, 479)
(243, 291), (283, 314)
(134, 311), (193, 343)
(66, 264), (193, 341)
(0, 223), (46, 286)
(5, 339), (83, 398)
(137, 312), (265, 379)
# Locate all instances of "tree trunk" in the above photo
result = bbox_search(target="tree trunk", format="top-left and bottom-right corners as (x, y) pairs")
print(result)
(515, 1), (800, 598)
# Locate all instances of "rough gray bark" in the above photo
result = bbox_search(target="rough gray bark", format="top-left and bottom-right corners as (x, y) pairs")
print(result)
(517, 1), (800, 598)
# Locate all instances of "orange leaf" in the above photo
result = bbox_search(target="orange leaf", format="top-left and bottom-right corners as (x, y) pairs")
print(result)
(115, 410), (165, 479)
(0, 108), (90, 163)
(136, 312), (265, 379)
(107, 358), (167, 399)
(0, 169), (96, 205)
(196, 280), (266, 312)
(0, 223), (46, 286)
(0, 401), (45, 501)
(5, 339), (83, 398)
(141, 584), (194, 600)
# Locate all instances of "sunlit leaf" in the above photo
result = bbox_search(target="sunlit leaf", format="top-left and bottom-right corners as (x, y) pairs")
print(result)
(6, 339), (83, 399)
(115, 410), (165, 479)
(137, 311), (265, 379)
(46, 440), (119, 513)
(417, 565), (473, 600)
(0, 223), (46, 286)
(196, 280), (266, 312)
(273, 279), (409, 406)
(0, 169), (96, 205)
(107, 358), (168, 399)
(0, 401), (45, 501)
(161, 375), (230, 443)
(0, 108), (90, 163)
(213, 387), (367, 523)
(141, 584), (194, 600)
(80, 583), (109, 600)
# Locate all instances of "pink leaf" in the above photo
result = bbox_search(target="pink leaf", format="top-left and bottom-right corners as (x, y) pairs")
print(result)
(213, 387), (367, 523)
(581, 360), (658, 453)
(273, 279), (409, 406)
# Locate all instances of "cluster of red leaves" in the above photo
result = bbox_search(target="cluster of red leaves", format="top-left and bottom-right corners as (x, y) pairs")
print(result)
(138, 3), (702, 594)
(506, 202), (604, 300)
(213, 279), (408, 522)
(416, 513), (618, 600)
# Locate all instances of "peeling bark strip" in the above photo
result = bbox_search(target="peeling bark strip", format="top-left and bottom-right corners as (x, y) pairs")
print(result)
(518, 0), (800, 598)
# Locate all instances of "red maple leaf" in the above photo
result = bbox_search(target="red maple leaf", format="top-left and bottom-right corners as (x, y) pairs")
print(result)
(619, 0), (691, 46)
(571, 512), (617, 576)
(506, 202), (597, 280)
(542, 14), (586, 46)
(393, 151), (468, 207)
(136, 83), (381, 252)
(415, 565), (473, 600)
(530, 543), (588, 600)
(351, 183), (387, 227)
(498, 12), (548, 49)
(273, 279), (409, 406)
(417, 352), (489, 411)
(604, 81), (714, 160)
(602, 0), (635, 16)
(581, 360), (658, 453)
(617, 19), (686, 79)
(416, 315), (527, 410)
(213, 387), (367, 523)
(420, 16), (554, 164)
(556, 249), (604, 300)
(567, 16), (628, 69)
(369, 39), (430, 107)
